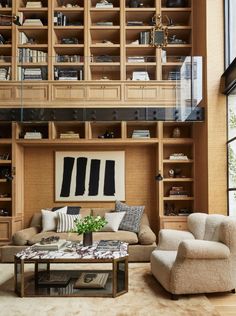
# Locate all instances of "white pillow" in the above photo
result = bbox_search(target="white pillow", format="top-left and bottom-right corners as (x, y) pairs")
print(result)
(57, 213), (81, 233)
(101, 212), (126, 232)
(41, 206), (67, 232)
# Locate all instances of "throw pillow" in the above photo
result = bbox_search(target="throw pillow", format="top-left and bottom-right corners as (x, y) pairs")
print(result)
(101, 212), (126, 232)
(41, 206), (67, 232)
(57, 213), (81, 233)
(115, 201), (144, 233)
(52, 206), (81, 215)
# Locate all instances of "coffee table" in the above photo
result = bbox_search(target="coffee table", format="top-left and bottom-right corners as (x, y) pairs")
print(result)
(14, 241), (128, 298)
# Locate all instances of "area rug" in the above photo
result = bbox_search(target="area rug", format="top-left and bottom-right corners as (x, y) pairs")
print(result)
(0, 263), (219, 316)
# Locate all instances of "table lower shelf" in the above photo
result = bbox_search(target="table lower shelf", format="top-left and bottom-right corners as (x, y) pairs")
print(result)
(19, 269), (127, 297)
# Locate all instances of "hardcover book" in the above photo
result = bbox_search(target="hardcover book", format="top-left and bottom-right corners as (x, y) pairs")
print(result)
(74, 272), (109, 289)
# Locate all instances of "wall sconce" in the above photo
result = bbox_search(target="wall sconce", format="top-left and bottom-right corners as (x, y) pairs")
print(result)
(150, 14), (168, 48)
(155, 171), (163, 181)
(0, 14), (21, 26)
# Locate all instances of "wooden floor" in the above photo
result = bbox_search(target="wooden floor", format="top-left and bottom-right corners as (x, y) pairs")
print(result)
(207, 292), (236, 315)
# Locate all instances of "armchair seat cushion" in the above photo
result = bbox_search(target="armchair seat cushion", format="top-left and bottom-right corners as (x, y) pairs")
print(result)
(177, 240), (230, 259)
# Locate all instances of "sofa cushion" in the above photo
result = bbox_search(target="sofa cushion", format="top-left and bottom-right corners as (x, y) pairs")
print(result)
(41, 207), (67, 232)
(57, 213), (81, 232)
(115, 201), (144, 233)
(101, 212), (126, 232)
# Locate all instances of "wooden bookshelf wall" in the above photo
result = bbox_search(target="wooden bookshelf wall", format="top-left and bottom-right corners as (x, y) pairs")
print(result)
(0, 120), (197, 242)
(0, 0), (196, 107)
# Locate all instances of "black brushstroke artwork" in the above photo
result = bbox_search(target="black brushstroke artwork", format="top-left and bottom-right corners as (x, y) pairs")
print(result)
(104, 160), (115, 196)
(60, 157), (75, 197)
(88, 159), (101, 196)
(75, 157), (88, 195)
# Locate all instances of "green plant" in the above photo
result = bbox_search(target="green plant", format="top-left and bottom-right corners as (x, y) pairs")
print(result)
(73, 215), (107, 235)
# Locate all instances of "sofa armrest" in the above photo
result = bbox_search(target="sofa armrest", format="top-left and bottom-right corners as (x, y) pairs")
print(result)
(177, 240), (230, 260)
(157, 229), (195, 251)
(138, 224), (156, 245)
(12, 226), (40, 246)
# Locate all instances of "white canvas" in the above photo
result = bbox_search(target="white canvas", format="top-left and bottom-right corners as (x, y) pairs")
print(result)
(55, 151), (125, 201)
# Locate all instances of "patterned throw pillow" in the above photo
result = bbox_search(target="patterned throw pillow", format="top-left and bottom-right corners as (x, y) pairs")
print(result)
(57, 213), (81, 233)
(115, 201), (144, 233)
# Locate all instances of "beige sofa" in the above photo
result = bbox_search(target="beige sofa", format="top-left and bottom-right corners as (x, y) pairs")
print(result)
(1, 208), (157, 262)
(151, 213), (236, 299)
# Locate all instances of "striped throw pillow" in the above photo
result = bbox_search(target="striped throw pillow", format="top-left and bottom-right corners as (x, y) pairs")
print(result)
(57, 213), (81, 233)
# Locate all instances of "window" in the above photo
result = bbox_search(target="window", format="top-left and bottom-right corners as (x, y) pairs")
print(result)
(225, 1), (236, 215)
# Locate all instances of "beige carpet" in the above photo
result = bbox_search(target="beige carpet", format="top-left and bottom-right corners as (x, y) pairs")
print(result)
(0, 263), (219, 316)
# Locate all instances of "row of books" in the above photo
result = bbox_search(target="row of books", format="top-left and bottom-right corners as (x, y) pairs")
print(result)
(54, 12), (82, 26)
(169, 153), (189, 160)
(18, 67), (47, 80)
(0, 67), (10, 80)
(169, 186), (189, 197)
(24, 132), (43, 139)
(60, 132), (80, 139)
(132, 130), (150, 139)
(54, 68), (83, 80)
(18, 48), (47, 63)
(56, 55), (83, 63)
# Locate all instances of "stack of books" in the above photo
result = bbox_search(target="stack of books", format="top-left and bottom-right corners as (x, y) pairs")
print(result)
(23, 19), (44, 26)
(20, 68), (44, 80)
(54, 68), (83, 80)
(56, 55), (82, 63)
(96, 240), (121, 251)
(18, 32), (29, 45)
(169, 153), (188, 160)
(0, 67), (10, 80)
(132, 71), (150, 80)
(139, 31), (150, 44)
(95, 1), (113, 8)
(96, 21), (113, 26)
(26, 1), (42, 8)
(132, 130), (150, 139)
(74, 272), (109, 289)
(24, 132), (42, 139)
(18, 48), (47, 63)
(168, 71), (181, 80)
(127, 21), (144, 26)
(128, 56), (145, 63)
(169, 186), (189, 198)
(60, 131), (80, 139)
(33, 239), (67, 250)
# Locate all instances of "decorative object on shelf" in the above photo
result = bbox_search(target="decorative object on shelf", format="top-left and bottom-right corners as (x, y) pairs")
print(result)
(129, 0), (139, 8)
(166, 0), (187, 8)
(0, 14), (21, 26)
(164, 202), (176, 216)
(0, 153), (10, 160)
(0, 167), (14, 181)
(61, 37), (79, 44)
(172, 127), (181, 138)
(155, 171), (163, 181)
(73, 215), (107, 247)
(0, 208), (9, 216)
(150, 14), (168, 48)
(168, 169), (175, 178)
(55, 151), (125, 201)
(168, 35), (187, 44)
(98, 130), (115, 138)
(178, 208), (192, 216)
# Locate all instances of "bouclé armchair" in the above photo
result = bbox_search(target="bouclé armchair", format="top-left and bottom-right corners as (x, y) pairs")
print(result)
(151, 213), (236, 299)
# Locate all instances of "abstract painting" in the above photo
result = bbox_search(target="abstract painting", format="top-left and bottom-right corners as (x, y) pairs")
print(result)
(55, 151), (125, 201)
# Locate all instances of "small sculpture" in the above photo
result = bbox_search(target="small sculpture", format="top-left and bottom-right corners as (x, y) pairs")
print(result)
(172, 127), (181, 138)
(168, 35), (186, 44)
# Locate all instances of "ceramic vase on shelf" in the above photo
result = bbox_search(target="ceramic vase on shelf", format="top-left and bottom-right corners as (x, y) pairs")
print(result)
(83, 232), (93, 247)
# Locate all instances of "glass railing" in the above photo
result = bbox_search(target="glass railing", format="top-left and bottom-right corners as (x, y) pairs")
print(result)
(0, 55), (203, 121)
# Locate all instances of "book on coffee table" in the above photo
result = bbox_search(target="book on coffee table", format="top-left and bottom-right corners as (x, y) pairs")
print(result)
(96, 240), (121, 251)
(32, 239), (67, 251)
(74, 272), (109, 289)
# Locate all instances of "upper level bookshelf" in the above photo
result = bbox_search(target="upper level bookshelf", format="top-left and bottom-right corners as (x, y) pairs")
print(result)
(0, 0), (195, 82)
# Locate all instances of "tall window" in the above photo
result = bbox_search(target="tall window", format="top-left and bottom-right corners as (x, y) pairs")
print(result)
(225, 0), (236, 215)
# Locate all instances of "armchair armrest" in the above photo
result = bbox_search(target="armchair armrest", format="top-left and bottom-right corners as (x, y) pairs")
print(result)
(157, 229), (195, 251)
(177, 240), (230, 260)
(12, 226), (40, 246)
